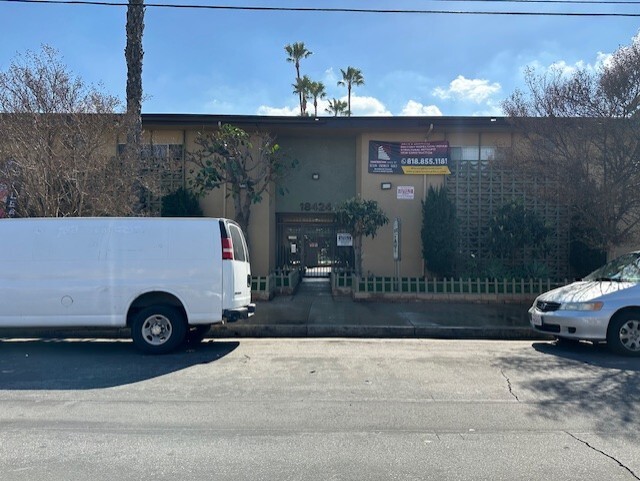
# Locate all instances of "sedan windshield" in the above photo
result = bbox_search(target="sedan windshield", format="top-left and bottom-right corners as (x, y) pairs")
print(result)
(584, 252), (640, 282)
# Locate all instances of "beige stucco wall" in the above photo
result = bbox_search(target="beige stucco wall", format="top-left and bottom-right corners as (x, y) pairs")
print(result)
(142, 126), (276, 276)
(141, 130), (185, 145)
(186, 128), (275, 276)
(356, 133), (446, 277)
(354, 128), (514, 277)
(140, 121), (515, 278)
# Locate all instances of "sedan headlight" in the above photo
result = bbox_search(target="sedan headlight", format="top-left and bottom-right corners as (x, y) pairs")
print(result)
(560, 301), (604, 311)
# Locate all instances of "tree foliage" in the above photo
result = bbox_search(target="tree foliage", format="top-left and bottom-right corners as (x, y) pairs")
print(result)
(161, 187), (203, 217)
(488, 201), (549, 255)
(308, 80), (326, 117)
(0, 46), (154, 217)
(421, 186), (457, 277)
(335, 197), (389, 276)
(502, 35), (640, 252)
(188, 124), (297, 242)
(325, 98), (348, 117)
(338, 66), (364, 116)
(292, 75), (312, 117)
(487, 201), (550, 273)
(285, 42), (312, 116)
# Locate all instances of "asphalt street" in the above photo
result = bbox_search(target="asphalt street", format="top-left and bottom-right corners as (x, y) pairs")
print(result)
(0, 338), (639, 481)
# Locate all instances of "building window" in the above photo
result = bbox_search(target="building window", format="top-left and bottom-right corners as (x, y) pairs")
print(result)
(117, 143), (185, 215)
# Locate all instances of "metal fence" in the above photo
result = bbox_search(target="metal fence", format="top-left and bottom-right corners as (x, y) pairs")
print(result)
(249, 271), (567, 300)
(276, 214), (354, 278)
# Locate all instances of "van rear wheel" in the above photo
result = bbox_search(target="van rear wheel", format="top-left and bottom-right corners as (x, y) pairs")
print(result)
(131, 306), (187, 354)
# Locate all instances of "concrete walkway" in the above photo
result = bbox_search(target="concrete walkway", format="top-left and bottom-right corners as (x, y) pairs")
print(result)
(212, 278), (547, 340)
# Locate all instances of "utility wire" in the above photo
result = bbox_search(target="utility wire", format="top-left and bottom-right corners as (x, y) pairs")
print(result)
(366, 0), (640, 3)
(2, 0), (640, 16)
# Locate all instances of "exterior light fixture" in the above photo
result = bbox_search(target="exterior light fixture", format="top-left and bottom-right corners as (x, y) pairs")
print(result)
(312, 173), (320, 180)
(381, 182), (392, 190)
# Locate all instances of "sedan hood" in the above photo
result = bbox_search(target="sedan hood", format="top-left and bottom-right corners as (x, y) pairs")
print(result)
(538, 280), (637, 303)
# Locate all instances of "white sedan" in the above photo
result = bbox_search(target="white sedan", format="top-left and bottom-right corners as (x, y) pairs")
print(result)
(529, 251), (640, 356)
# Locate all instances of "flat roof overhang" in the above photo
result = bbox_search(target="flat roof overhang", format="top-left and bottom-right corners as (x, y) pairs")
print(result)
(141, 114), (513, 135)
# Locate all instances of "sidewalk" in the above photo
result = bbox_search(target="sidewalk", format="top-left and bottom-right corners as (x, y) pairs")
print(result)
(0, 278), (549, 341)
(211, 278), (548, 340)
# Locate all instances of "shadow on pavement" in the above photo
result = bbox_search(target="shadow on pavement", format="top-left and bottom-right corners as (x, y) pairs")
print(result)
(495, 339), (640, 436)
(0, 338), (239, 390)
(532, 340), (640, 371)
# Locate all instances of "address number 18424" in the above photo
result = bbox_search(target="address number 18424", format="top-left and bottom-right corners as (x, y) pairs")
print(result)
(300, 202), (333, 212)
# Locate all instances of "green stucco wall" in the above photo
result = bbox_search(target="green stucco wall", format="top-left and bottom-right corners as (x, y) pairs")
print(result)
(275, 136), (356, 213)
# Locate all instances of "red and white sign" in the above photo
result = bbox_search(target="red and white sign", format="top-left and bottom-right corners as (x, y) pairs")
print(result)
(397, 186), (415, 200)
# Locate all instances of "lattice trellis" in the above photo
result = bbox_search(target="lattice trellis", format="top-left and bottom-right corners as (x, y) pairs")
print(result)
(132, 144), (185, 216)
(445, 149), (570, 279)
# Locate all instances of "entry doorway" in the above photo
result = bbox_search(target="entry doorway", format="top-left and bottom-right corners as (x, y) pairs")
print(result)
(277, 213), (354, 278)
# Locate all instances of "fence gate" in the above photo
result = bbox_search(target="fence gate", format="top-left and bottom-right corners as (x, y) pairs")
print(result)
(276, 213), (353, 278)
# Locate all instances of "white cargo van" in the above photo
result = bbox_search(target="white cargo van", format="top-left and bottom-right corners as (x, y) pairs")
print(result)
(0, 217), (255, 353)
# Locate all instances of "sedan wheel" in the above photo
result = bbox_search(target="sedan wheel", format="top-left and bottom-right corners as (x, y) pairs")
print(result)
(607, 312), (640, 357)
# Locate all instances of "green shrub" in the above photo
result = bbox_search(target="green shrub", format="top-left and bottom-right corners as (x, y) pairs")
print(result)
(421, 186), (457, 277)
(161, 187), (203, 217)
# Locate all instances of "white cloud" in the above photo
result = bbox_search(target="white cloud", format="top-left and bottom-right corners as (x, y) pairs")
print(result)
(349, 95), (392, 116)
(525, 51), (614, 79)
(470, 100), (504, 117)
(256, 95), (391, 117)
(202, 98), (238, 114)
(433, 76), (502, 103)
(595, 51), (614, 70)
(323, 68), (338, 86)
(399, 100), (442, 116)
(256, 105), (299, 116)
(548, 60), (581, 77)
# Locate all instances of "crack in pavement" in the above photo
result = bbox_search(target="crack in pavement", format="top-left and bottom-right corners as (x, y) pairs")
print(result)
(500, 369), (520, 402)
(566, 432), (640, 480)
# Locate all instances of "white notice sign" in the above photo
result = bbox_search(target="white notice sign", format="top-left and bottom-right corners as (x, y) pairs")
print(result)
(397, 186), (415, 200)
(337, 233), (353, 247)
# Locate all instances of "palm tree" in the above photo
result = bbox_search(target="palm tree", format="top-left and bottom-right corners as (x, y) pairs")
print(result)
(337, 66), (364, 117)
(308, 81), (326, 117)
(125, 0), (144, 119)
(292, 75), (312, 116)
(285, 42), (312, 115)
(325, 98), (348, 117)
(125, 0), (145, 211)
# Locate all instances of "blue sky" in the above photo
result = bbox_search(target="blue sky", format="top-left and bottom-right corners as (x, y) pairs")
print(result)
(1, 0), (639, 116)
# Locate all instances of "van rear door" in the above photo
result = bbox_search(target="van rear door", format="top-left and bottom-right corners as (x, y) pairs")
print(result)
(220, 220), (253, 319)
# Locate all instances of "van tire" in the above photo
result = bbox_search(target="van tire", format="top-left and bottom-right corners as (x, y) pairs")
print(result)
(607, 311), (640, 357)
(131, 306), (187, 354)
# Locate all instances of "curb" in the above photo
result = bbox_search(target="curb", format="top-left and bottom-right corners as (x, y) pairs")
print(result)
(208, 324), (550, 340)
(0, 325), (551, 341)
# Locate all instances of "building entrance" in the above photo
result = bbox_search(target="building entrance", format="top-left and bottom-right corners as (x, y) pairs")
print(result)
(276, 213), (354, 278)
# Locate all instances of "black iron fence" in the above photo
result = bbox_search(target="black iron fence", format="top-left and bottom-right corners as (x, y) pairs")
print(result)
(276, 213), (354, 278)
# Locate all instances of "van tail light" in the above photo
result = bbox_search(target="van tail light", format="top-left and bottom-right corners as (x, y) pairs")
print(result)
(222, 237), (234, 260)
